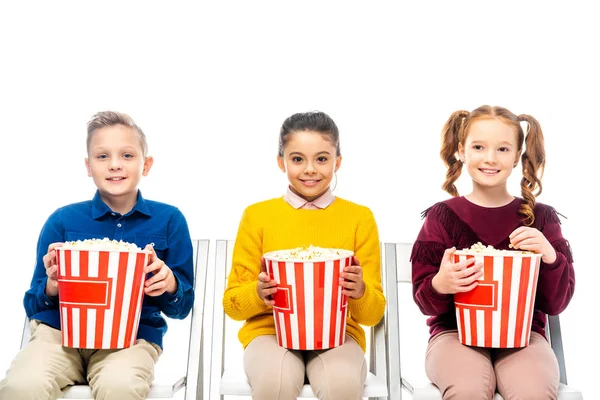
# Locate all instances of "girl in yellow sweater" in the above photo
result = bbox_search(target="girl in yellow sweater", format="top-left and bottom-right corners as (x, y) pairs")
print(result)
(223, 111), (386, 400)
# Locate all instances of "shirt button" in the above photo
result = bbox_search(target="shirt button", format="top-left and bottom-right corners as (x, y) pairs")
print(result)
(44, 301), (49, 306)
(117, 223), (122, 228)
(174, 298), (179, 303)
(111, 213), (116, 216)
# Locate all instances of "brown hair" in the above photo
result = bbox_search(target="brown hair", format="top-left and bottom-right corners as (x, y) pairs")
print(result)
(440, 105), (546, 226)
(278, 111), (341, 157)
(86, 111), (148, 156)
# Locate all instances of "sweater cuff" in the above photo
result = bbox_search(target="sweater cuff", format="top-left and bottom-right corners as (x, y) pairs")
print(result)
(540, 252), (565, 271)
(235, 282), (271, 314)
(349, 283), (379, 323)
(424, 277), (453, 305)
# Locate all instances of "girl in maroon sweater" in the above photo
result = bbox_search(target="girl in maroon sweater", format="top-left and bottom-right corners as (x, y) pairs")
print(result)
(412, 105), (575, 399)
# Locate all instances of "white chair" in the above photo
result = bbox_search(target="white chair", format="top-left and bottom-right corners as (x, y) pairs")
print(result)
(383, 242), (584, 400)
(207, 239), (389, 399)
(19, 239), (210, 400)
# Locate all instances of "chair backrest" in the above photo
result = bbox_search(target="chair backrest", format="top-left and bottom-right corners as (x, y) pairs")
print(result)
(19, 239), (209, 400)
(383, 242), (570, 389)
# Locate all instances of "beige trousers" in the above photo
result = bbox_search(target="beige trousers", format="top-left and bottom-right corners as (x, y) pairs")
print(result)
(0, 320), (161, 400)
(425, 330), (559, 400)
(244, 334), (367, 400)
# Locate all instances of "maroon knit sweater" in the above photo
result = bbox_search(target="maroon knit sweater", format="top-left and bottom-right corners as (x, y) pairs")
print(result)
(411, 196), (575, 340)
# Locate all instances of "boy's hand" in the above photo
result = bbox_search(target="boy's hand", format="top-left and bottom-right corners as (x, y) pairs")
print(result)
(340, 256), (366, 299)
(143, 245), (177, 296)
(509, 227), (557, 264)
(257, 257), (277, 306)
(43, 242), (64, 297)
(432, 247), (483, 294)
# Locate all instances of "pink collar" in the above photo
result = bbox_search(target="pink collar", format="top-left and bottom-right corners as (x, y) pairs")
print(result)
(284, 187), (335, 209)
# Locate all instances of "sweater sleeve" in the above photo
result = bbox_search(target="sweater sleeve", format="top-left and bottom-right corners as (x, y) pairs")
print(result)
(411, 204), (455, 316)
(347, 208), (385, 326)
(222, 206), (271, 321)
(533, 205), (575, 315)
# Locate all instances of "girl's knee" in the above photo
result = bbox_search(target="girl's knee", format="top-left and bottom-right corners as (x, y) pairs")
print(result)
(322, 377), (363, 400)
(443, 382), (495, 400)
(250, 373), (303, 400)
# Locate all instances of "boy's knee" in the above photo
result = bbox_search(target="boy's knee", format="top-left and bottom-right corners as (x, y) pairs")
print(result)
(0, 375), (57, 400)
(91, 369), (151, 400)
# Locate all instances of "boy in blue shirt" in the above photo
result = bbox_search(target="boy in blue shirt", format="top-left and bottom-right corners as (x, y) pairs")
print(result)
(0, 111), (194, 400)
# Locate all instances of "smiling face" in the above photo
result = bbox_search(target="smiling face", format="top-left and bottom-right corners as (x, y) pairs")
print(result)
(85, 124), (153, 211)
(277, 130), (342, 202)
(458, 118), (521, 193)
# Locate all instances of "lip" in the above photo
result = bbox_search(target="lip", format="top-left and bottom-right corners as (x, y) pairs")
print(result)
(106, 177), (126, 182)
(300, 179), (321, 187)
(478, 168), (500, 175)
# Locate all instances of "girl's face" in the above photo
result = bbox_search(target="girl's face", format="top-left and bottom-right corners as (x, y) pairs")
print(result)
(458, 118), (521, 192)
(277, 130), (341, 202)
(85, 124), (153, 208)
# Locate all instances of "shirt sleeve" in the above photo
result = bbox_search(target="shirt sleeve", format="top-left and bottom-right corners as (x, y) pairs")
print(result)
(411, 205), (455, 316)
(23, 208), (64, 317)
(157, 209), (195, 319)
(347, 208), (385, 326)
(222, 206), (271, 321)
(534, 206), (575, 315)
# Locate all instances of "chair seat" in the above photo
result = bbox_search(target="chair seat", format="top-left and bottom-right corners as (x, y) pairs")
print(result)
(59, 377), (185, 398)
(220, 370), (387, 398)
(411, 382), (583, 400)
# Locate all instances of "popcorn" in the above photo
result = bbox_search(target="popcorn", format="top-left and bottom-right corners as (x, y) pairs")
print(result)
(61, 237), (144, 252)
(264, 245), (353, 262)
(460, 241), (532, 255)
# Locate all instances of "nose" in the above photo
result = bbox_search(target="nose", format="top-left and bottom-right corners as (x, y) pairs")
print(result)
(109, 158), (122, 171)
(304, 162), (316, 174)
(484, 149), (497, 164)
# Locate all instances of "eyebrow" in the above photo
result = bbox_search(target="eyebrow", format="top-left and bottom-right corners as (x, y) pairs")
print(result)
(470, 140), (514, 146)
(288, 151), (332, 156)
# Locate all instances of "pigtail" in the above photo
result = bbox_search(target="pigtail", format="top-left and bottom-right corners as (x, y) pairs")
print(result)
(518, 114), (546, 226)
(440, 110), (469, 196)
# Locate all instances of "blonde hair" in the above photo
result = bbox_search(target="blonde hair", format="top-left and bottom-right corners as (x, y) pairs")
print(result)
(86, 111), (148, 156)
(440, 105), (546, 226)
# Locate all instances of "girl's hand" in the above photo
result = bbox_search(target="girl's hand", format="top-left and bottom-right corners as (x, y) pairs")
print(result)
(257, 257), (277, 306)
(509, 226), (557, 264)
(43, 242), (64, 297)
(340, 256), (366, 299)
(432, 247), (483, 294)
(144, 245), (177, 296)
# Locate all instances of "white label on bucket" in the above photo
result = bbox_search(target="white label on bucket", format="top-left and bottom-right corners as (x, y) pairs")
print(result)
(103, 252), (120, 349)
(285, 262), (299, 350)
(87, 308), (96, 348)
(506, 256), (522, 348)
(463, 309), (471, 346)
(71, 308), (80, 348)
(61, 307), (68, 346)
(59, 250), (66, 277)
(322, 260), (334, 349)
(71, 250), (80, 277)
(88, 251), (99, 278)
(304, 263), (315, 349)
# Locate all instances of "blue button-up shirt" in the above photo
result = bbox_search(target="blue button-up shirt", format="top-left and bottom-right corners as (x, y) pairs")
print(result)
(24, 190), (194, 349)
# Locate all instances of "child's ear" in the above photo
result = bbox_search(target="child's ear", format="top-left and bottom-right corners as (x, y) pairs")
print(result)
(457, 143), (465, 163)
(142, 156), (154, 176)
(277, 156), (286, 173)
(85, 158), (92, 177)
(334, 155), (342, 172)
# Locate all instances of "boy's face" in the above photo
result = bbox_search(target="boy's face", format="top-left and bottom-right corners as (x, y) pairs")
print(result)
(85, 124), (153, 206)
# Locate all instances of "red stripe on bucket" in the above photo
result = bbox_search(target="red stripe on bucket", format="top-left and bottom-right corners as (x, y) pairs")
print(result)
(313, 262), (325, 349)
(294, 262), (306, 350)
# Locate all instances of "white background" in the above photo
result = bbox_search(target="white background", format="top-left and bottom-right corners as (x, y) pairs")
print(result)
(0, 1), (597, 398)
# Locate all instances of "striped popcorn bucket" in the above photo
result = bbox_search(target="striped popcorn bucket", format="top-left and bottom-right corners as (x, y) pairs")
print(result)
(263, 250), (353, 350)
(453, 250), (542, 348)
(56, 248), (150, 349)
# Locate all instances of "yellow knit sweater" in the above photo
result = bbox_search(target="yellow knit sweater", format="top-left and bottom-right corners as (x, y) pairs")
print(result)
(222, 196), (385, 352)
